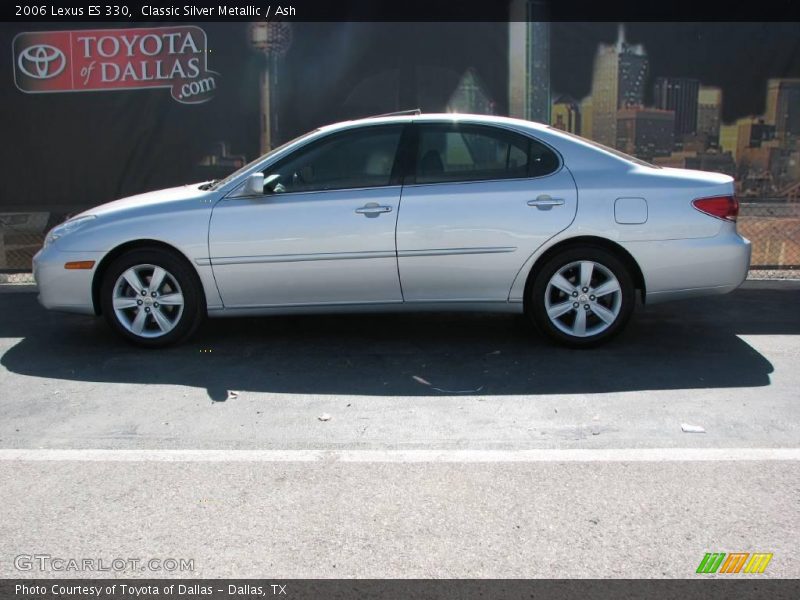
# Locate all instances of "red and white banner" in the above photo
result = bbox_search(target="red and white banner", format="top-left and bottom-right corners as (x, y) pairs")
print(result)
(13, 26), (218, 104)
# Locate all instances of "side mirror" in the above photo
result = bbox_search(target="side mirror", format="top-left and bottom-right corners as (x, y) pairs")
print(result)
(242, 172), (264, 196)
(263, 173), (282, 194)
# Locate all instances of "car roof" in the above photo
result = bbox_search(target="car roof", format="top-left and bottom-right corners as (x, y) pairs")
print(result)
(319, 113), (552, 133)
(316, 114), (627, 169)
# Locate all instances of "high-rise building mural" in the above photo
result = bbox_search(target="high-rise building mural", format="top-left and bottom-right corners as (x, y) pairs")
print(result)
(616, 107), (674, 159)
(697, 86), (723, 145)
(766, 78), (800, 141)
(508, 0), (550, 124)
(551, 95), (581, 134)
(587, 24), (649, 147)
(653, 77), (700, 138)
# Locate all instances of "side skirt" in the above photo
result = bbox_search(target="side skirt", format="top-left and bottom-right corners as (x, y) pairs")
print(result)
(207, 300), (525, 318)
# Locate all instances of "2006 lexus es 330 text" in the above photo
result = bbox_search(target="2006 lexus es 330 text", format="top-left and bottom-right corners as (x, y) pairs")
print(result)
(33, 114), (751, 348)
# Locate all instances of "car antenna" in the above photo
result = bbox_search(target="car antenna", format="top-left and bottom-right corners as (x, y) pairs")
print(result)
(368, 108), (422, 118)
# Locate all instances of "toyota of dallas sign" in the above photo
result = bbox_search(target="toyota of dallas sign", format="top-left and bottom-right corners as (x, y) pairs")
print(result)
(13, 27), (218, 104)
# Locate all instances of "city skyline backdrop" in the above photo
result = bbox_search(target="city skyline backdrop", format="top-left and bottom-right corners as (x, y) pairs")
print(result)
(550, 22), (800, 123)
(2, 20), (800, 212)
(254, 20), (800, 198)
(270, 22), (800, 133)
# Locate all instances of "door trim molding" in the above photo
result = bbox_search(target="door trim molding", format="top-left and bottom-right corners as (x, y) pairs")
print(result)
(397, 247), (517, 258)
(200, 246), (516, 267)
(201, 250), (397, 266)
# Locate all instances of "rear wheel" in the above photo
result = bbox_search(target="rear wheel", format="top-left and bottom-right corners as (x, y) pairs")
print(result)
(528, 246), (635, 348)
(100, 249), (204, 347)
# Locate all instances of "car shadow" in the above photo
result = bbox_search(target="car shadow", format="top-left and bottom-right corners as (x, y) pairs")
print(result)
(1, 281), (795, 401)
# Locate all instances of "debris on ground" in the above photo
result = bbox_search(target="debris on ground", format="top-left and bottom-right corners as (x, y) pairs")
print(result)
(433, 385), (484, 394)
(412, 374), (483, 394)
(681, 423), (706, 433)
(318, 413), (332, 422)
(226, 390), (239, 401)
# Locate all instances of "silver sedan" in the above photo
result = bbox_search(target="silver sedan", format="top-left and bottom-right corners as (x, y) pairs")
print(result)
(33, 114), (751, 347)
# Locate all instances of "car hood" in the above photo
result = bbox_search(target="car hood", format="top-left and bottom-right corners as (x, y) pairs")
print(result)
(76, 183), (213, 219)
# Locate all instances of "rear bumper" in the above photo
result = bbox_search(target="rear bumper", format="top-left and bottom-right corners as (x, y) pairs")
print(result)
(621, 228), (751, 305)
(32, 245), (102, 315)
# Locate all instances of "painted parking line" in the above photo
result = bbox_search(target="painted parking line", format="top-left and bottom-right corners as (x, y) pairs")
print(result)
(0, 448), (798, 463)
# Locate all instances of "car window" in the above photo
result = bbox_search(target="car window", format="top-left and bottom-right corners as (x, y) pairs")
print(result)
(414, 124), (559, 185)
(209, 129), (320, 191)
(263, 126), (403, 193)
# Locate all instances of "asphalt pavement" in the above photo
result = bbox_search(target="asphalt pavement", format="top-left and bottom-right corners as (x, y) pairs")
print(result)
(0, 280), (798, 578)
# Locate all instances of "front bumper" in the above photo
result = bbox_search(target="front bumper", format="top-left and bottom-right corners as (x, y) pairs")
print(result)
(33, 244), (104, 315)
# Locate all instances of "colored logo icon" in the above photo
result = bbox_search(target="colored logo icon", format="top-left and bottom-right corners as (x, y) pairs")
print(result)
(696, 552), (773, 574)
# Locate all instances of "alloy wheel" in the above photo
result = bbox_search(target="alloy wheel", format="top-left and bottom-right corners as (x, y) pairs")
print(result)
(111, 264), (185, 338)
(543, 260), (622, 338)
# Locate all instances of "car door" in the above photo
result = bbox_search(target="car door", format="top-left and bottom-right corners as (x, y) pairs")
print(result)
(396, 122), (578, 302)
(208, 125), (406, 308)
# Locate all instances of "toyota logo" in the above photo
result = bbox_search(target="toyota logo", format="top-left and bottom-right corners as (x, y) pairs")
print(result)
(17, 44), (66, 79)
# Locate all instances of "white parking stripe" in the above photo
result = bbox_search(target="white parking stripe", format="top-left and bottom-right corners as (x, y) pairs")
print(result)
(0, 448), (798, 463)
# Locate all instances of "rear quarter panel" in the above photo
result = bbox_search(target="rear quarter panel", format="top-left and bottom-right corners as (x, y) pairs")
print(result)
(507, 126), (742, 301)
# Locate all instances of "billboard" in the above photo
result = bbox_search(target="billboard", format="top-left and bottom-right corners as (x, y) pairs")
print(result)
(13, 26), (218, 104)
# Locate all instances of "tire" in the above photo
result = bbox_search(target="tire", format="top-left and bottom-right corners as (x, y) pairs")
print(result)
(527, 245), (635, 348)
(100, 248), (205, 348)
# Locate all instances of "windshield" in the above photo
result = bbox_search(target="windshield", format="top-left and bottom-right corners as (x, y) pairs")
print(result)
(206, 129), (321, 191)
(546, 127), (660, 168)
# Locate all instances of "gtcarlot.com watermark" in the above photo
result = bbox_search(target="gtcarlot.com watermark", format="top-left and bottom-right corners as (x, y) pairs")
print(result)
(14, 554), (194, 573)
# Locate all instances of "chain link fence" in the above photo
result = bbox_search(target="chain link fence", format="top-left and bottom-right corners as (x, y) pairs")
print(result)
(0, 212), (65, 272)
(737, 199), (800, 272)
(1, 201), (798, 274)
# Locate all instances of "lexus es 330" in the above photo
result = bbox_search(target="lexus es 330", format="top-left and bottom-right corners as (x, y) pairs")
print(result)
(33, 114), (751, 347)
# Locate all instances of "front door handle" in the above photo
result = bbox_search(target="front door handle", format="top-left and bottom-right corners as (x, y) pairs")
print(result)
(355, 203), (393, 218)
(527, 195), (565, 210)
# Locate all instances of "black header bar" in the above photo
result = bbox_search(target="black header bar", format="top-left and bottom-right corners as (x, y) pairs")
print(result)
(3, 0), (800, 22)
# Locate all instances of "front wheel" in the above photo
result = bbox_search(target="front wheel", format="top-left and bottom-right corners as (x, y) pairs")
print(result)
(527, 246), (635, 348)
(100, 249), (204, 348)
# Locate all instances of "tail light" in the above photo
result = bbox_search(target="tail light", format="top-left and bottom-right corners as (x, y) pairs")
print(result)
(692, 195), (739, 222)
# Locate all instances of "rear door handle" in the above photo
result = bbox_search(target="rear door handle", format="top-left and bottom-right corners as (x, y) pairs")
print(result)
(527, 195), (565, 210)
(355, 203), (393, 218)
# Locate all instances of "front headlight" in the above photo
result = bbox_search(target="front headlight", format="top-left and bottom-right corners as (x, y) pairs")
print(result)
(44, 215), (96, 247)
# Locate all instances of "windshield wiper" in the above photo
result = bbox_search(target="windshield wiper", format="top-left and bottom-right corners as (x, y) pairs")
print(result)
(198, 179), (219, 191)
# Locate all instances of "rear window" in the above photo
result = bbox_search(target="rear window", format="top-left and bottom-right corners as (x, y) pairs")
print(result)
(414, 124), (560, 185)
